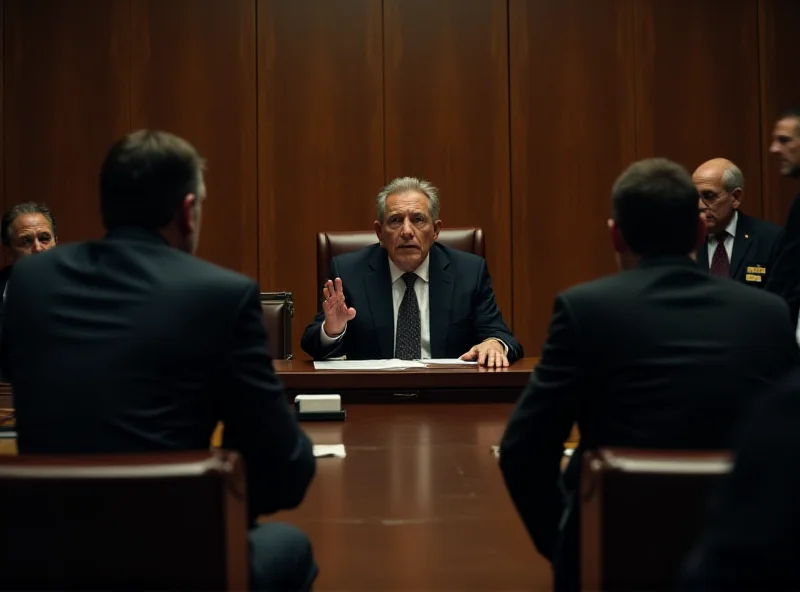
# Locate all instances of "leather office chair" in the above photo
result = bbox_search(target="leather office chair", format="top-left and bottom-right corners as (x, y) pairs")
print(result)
(260, 291), (294, 360)
(316, 227), (485, 296)
(0, 450), (249, 590)
(580, 447), (731, 591)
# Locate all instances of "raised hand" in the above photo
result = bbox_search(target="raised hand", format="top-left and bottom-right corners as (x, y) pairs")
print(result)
(322, 277), (356, 337)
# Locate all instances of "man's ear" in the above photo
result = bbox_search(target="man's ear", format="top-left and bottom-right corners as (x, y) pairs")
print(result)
(608, 218), (626, 253)
(731, 187), (743, 210)
(178, 194), (197, 234)
(433, 219), (443, 240)
(374, 220), (383, 246)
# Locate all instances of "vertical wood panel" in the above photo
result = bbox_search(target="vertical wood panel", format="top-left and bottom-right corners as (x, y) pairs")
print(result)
(510, 0), (637, 356)
(4, 0), (130, 244)
(130, 0), (258, 277)
(257, 0), (384, 357)
(759, 0), (800, 224)
(635, 0), (763, 215)
(383, 0), (513, 328)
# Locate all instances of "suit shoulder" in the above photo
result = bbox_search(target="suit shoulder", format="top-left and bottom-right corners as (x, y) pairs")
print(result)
(331, 243), (381, 269)
(434, 242), (486, 272)
(742, 214), (782, 238)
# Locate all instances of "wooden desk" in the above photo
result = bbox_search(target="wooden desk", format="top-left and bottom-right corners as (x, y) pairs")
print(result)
(273, 357), (537, 403)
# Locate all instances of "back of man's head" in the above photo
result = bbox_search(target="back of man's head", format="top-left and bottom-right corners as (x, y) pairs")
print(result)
(100, 130), (206, 231)
(612, 158), (700, 258)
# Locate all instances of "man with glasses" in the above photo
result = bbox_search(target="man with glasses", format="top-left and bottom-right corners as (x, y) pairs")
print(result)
(693, 158), (782, 287)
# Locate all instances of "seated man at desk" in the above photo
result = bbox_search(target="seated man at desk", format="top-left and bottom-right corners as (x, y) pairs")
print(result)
(300, 177), (522, 368)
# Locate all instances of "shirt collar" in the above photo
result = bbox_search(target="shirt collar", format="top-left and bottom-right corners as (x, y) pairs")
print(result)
(388, 253), (430, 284)
(714, 211), (738, 240)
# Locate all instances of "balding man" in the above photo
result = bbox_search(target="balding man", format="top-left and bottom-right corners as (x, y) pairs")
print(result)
(693, 158), (782, 287)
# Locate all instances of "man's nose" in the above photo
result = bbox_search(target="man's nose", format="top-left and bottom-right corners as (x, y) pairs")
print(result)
(769, 141), (780, 154)
(31, 240), (45, 252)
(400, 219), (414, 236)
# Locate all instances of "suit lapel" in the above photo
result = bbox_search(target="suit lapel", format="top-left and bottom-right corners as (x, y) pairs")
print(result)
(363, 249), (394, 359)
(428, 246), (455, 358)
(731, 213), (754, 279)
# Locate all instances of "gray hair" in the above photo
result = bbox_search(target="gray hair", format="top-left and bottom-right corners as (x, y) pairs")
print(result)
(721, 164), (745, 193)
(376, 177), (440, 222)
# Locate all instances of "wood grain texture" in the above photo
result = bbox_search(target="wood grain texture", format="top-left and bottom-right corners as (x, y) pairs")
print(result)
(4, 0), (130, 246)
(635, 0), (763, 216)
(257, 0), (384, 357)
(758, 0), (800, 224)
(510, 0), (637, 355)
(130, 0), (258, 277)
(383, 0), (513, 329)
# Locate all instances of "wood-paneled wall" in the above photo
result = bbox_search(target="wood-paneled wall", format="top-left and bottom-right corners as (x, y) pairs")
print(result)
(2, 0), (798, 357)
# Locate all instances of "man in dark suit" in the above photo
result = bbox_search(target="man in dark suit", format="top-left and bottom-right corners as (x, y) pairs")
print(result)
(0, 130), (317, 591)
(693, 158), (782, 287)
(300, 176), (522, 367)
(0, 201), (58, 300)
(678, 367), (800, 590)
(765, 108), (800, 325)
(498, 158), (799, 592)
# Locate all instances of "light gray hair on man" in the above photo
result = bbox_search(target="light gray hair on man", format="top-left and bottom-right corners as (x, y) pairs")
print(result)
(721, 163), (745, 193)
(375, 177), (440, 222)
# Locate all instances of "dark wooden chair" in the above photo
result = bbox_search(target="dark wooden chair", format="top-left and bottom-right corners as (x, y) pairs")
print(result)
(315, 227), (485, 298)
(581, 447), (732, 591)
(0, 449), (249, 590)
(260, 291), (294, 360)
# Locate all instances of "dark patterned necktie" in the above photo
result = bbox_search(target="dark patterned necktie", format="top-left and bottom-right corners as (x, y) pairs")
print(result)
(709, 231), (730, 277)
(395, 272), (421, 360)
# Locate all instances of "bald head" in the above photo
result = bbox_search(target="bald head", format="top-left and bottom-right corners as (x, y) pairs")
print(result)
(693, 158), (743, 235)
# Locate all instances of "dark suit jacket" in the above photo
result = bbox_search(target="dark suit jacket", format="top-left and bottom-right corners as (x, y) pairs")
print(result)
(766, 192), (800, 321)
(0, 227), (315, 521)
(300, 242), (522, 361)
(696, 212), (782, 287)
(498, 256), (799, 592)
(679, 366), (800, 590)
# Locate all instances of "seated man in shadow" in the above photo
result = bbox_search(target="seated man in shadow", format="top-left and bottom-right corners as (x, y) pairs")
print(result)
(300, 176), (522, 368)
(1, 130), (317, 591)
(0, 201), (58, 301)
(498, 158), (799, 592)
(679, 365), (800, 590)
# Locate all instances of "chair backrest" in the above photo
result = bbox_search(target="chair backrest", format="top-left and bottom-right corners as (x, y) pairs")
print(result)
(316, 227), (484, 296)
(261, 291), (294, 360)
(0, 450), (249, 590)
(581, 447), (731, 591)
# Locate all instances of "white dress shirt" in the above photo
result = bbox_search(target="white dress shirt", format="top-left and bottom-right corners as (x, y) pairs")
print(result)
(320, 254), (507, 358)
(707, 211), (738, 263)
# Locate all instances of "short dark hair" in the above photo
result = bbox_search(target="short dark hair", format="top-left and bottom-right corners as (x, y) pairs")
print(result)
(99, 130), (206, 230)
(1, 202), (57, 247)
(779, 107), (800, 135)
(612, 158), (699, 257)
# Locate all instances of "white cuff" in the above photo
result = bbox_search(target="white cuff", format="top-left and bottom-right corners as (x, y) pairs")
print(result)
(320, 322), (346, 345)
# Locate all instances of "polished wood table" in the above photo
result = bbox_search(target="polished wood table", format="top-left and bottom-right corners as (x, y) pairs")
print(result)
(265, 403), (552, 591)
(274, 357), (537, 403)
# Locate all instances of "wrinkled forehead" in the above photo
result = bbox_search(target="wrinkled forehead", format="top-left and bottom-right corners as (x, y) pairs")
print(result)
(12, 213), (53, 236)
(692, 170), (723, 192)
(385, 190), (431, 217)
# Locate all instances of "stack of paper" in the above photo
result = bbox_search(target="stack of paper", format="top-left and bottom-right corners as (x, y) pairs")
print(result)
(312, 359), (477, 371)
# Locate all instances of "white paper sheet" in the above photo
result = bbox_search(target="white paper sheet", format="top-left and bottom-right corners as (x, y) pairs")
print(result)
(313, 444), (346, 458)
(313, 358), (477, 370)
(422, 359), (478, 367)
